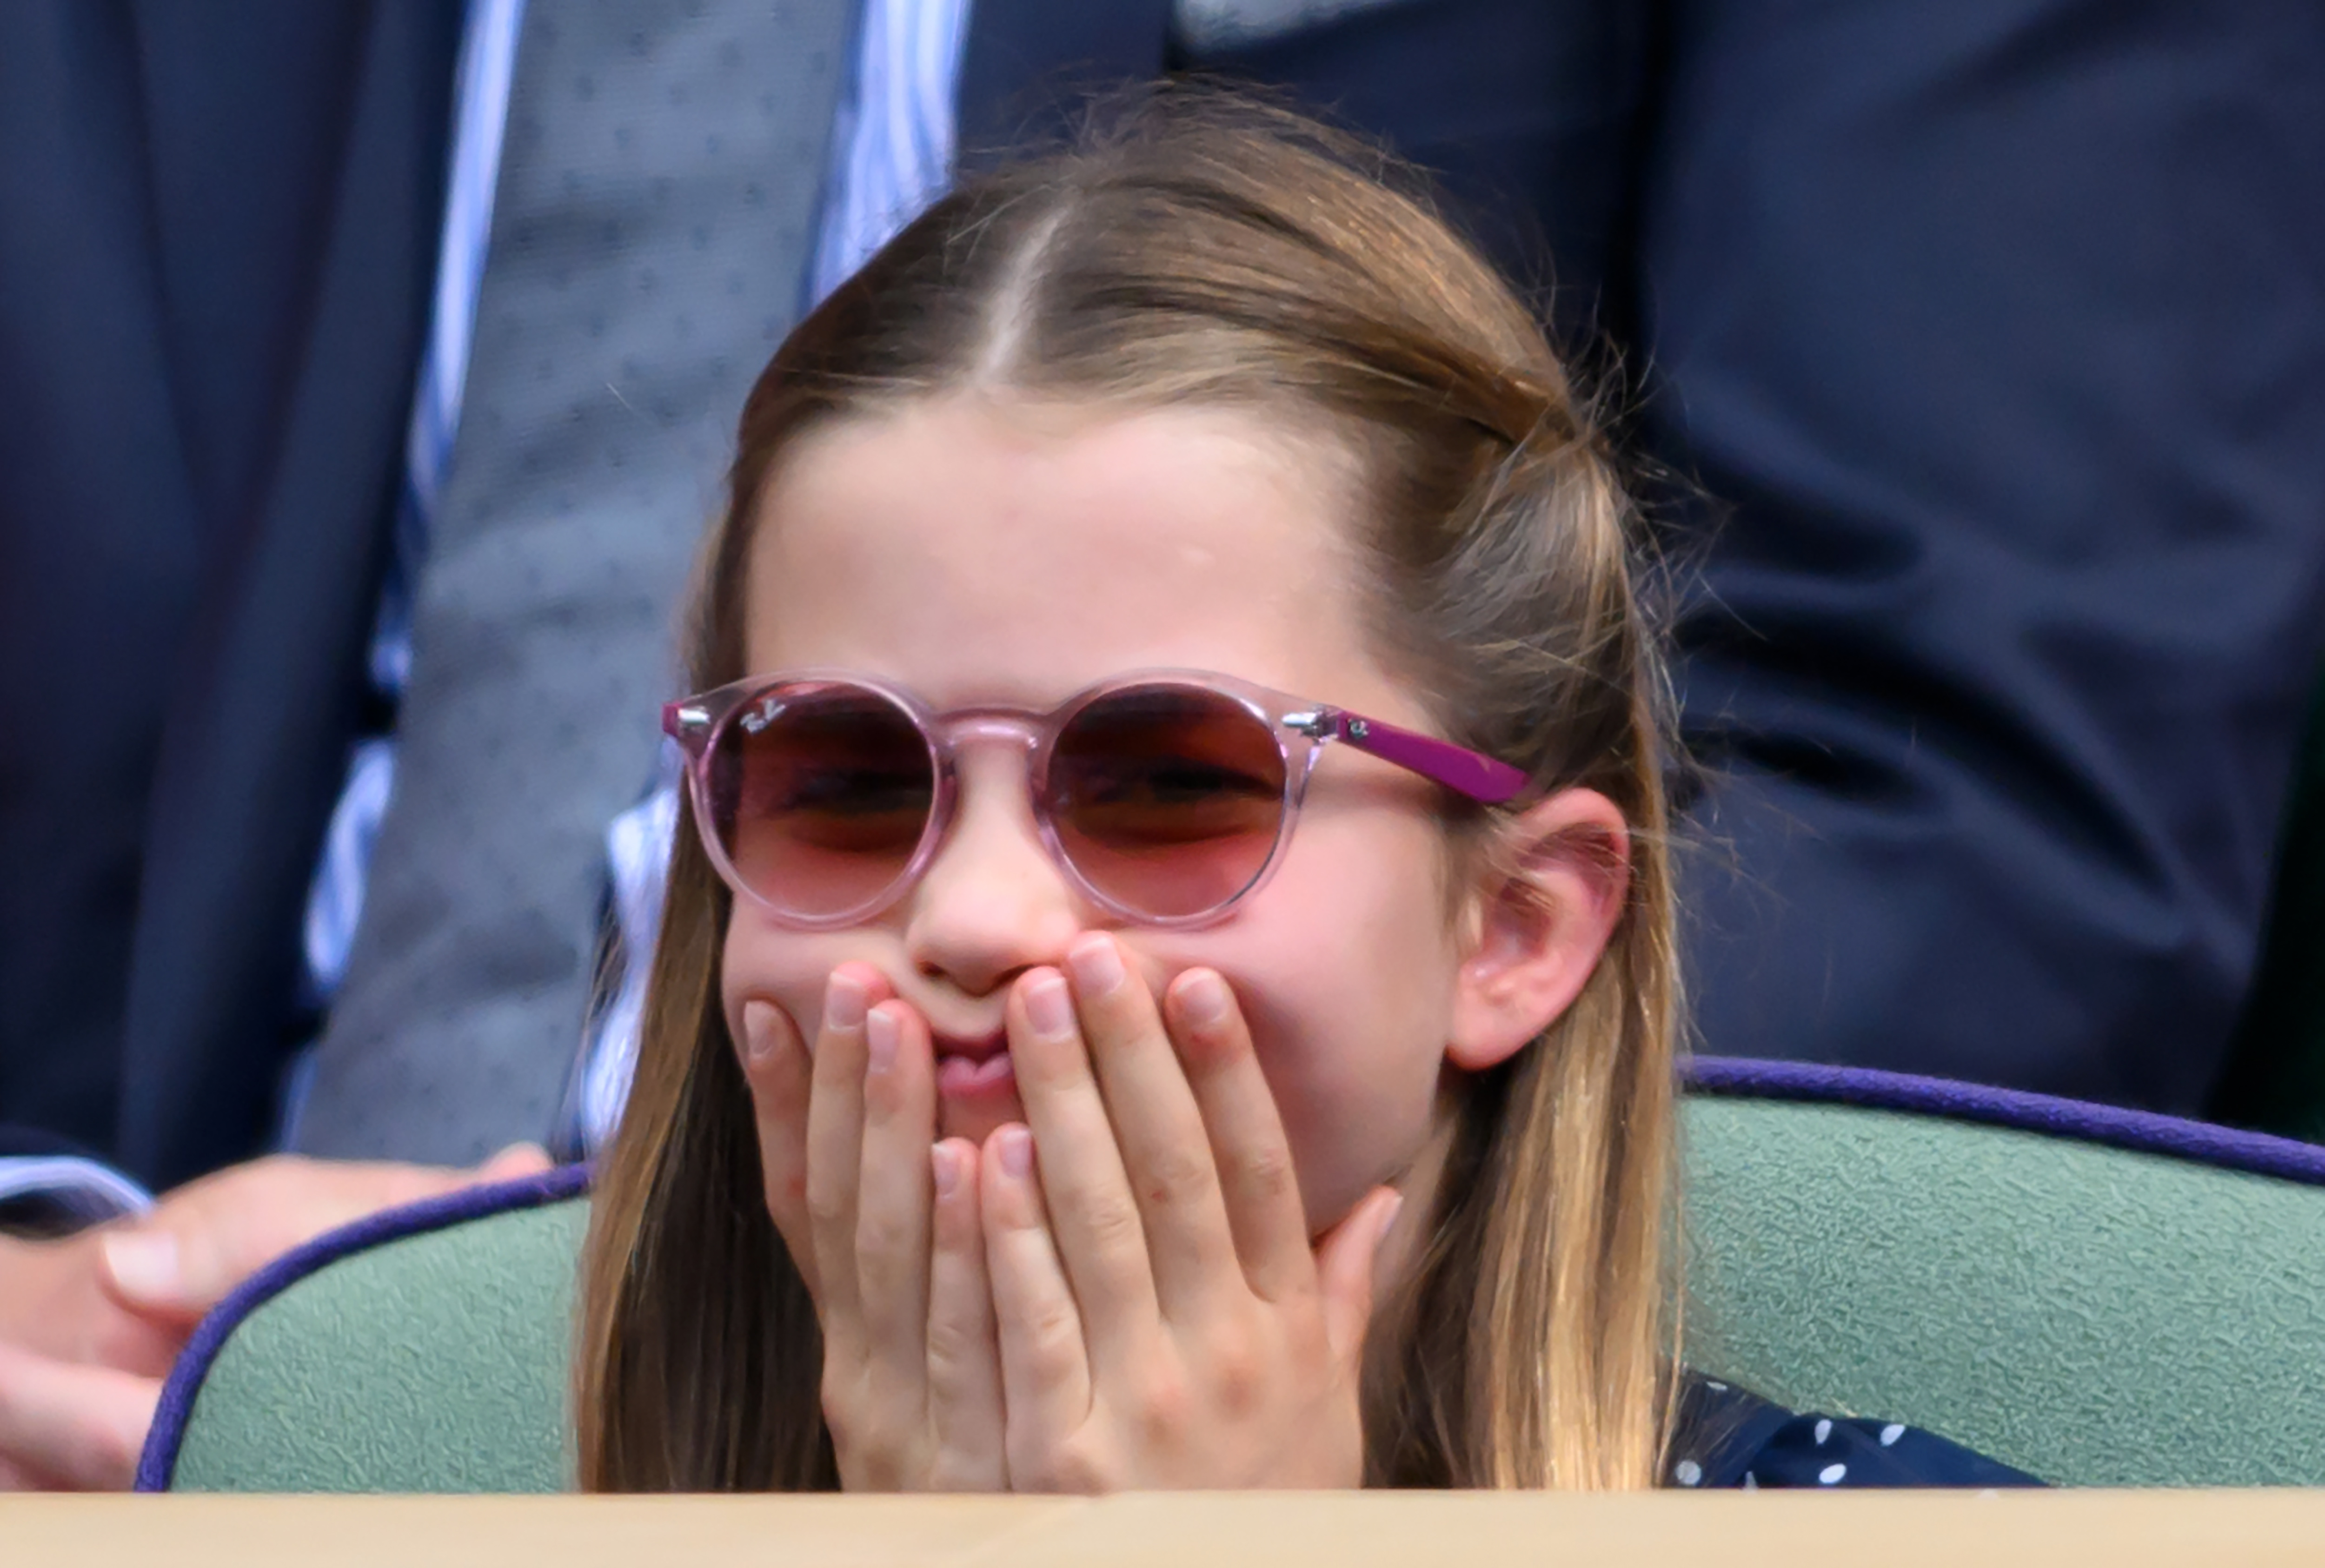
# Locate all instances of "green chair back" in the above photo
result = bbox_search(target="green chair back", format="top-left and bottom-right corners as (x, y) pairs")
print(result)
(148, 1171), (590, 1494)
(145, 1078), (2325, 1491)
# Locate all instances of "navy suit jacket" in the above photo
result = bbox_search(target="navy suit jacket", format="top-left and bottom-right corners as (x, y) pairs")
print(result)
(0, 0), (464, 1185)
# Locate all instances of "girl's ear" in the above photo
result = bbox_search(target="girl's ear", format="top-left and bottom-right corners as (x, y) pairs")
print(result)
(1446, 787), (1631, 1073)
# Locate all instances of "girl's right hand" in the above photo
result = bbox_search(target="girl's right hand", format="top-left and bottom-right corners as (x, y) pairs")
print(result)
(738, 965), (1007, 1491)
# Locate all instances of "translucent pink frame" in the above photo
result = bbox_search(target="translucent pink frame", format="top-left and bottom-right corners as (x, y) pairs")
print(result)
(663, 668), (1530, 929)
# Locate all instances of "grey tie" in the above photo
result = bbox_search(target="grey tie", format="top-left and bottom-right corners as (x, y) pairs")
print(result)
(296, 0), (854, 1164)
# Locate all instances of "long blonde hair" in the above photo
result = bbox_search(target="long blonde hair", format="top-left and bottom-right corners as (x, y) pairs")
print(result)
(577, 93), (1681, 1493)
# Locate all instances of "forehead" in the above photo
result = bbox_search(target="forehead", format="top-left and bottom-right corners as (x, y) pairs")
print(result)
(742, 395), (1386, 708)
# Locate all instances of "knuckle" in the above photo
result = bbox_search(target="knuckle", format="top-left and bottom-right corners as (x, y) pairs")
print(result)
(84, 1421), (142, 1488)
(923, 1314), (984, 1381)
(1079, 1193), (1146, 1256)
(1026, 1298), (1083, 1369)
(1205, 1338), (1268, 1419)
(1132, 1366), (1194, 1445)
(856, 1208), (912, 1260)
(1012, 1436), (1107, 1495)
(819, 1367), (861, 1430)
(1049, 1442), (1110, 1495)
(1139, 1145), (1214, 1214)
(1227, 1142), (1298, 1211)
(804, 1179), (851, 1231)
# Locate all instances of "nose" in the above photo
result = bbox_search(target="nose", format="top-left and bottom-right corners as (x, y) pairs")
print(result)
(902, 748), (1085, 999)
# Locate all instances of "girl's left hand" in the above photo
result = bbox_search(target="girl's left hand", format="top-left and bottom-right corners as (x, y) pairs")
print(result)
(977, 933), (1404, 1492)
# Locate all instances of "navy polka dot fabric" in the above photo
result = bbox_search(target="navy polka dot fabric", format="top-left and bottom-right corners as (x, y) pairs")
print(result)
(1667, 1375), (2045, 1489)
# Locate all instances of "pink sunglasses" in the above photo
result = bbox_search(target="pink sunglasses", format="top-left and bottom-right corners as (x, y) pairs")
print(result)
(664, 668), (1528, 929)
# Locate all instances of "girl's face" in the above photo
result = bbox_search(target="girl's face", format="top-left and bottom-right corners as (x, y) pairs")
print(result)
(721, 395), (1510, 1231)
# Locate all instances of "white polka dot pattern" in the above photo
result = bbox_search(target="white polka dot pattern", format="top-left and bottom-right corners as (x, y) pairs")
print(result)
(1668, 1377), (2042, 1489)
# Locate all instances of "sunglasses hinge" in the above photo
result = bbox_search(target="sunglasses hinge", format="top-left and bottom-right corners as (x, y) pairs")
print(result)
(1283, 708), (1347, 742)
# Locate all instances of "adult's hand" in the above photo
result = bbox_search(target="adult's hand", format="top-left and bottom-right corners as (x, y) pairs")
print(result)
(96, 1145), (552, 1325)
(0, 1230), (179, 1490)
(0, 1144), (551, 1490)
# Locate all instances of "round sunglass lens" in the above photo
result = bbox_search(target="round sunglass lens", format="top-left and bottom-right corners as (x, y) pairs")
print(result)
(708, 683), (935, 920)
(1047, 685), (1288, 920)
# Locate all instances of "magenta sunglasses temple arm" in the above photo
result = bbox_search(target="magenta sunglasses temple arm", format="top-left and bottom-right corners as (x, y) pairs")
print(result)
(1288, 707), (1530, 805)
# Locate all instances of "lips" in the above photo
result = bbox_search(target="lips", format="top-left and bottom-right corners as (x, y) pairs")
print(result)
(935, 1051), (1016, 1097)
(932, 1029), (1016, 1099)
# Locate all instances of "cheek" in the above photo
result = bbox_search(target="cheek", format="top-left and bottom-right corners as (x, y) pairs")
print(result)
(1159, 819), (1463, 1226)
(718, 906), (862, 1050)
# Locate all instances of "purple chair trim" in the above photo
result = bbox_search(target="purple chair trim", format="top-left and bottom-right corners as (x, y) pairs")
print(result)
(133, 1163), (593, 1493)
(1687, 1056), (2325, 1188)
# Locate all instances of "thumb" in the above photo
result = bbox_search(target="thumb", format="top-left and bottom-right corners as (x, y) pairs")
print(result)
(1314, 1186), (1404, 1365)
(100, 1208), (293, 1323)
(96, 1226), (208, 1324)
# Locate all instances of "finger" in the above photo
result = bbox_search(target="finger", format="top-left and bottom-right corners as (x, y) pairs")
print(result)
(103, 1161), (493, 1321)
(980, 1124), (1092, 1462)
(854, 999), (938, 1383)
(0, 1342), (158, 1491)
(474, 1143), (555, 1181)
(1063, 935), (1238, 1322)
(925, 1139), (1005, 1488)
(1313, 1187), (1403, 1366)
(804, 965), (890, 1338)
(6, 1229), (184, 1376)
(1163, 967), (1314, 1302)
(739, 998), (818, 1294)
(1007, 968), (1159, 1357)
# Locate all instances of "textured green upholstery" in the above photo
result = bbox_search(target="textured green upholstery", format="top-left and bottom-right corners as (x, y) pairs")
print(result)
(167, 1194), (588, 1493)
(163, 1097), (2325, 1491)
(1681, 1098), (2325, 1486)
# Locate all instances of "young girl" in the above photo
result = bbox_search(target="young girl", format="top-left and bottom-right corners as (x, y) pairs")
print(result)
(574, 97), (2032, 1494)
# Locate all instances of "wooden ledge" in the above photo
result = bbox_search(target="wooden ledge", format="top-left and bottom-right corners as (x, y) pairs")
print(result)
(11, 1489), (2323, 1567)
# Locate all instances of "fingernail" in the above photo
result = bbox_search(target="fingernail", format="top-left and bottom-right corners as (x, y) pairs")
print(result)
(1024, 972), (1073, 1037)
(742, 1000), (779, 1064)
(997, 1124), (1034, 1179)
(101, 1230), (183, 1307)
(1176, 969), (1232, 1030)
(931, 1142), (962, 1198)
(825, 971), (868, 1032)
(1067, 934), (1124, 998)
(866, 1006), (899, 1074)
(1375, 1191), (1406, 1247)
